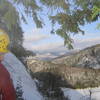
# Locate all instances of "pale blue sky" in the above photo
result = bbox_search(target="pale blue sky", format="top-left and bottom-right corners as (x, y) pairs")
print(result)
(22, 19), (100, 54)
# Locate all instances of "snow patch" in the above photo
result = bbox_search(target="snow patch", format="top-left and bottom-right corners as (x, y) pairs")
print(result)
(62, 87), (100, 100)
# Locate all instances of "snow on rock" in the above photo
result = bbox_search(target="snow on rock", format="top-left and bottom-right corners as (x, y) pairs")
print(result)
(2, 52), (43, 100)
(62, 87), (100, 100)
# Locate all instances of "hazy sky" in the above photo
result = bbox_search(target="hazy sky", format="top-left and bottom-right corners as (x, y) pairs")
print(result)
(20, 8), (100, 54)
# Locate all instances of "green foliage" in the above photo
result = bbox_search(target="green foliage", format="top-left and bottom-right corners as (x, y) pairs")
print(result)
(10, 44), (36, 58)
(44, 0), (100, 48)
(33, 72), (69, 100)
(0, 0), (19, 31)
(40, 0), (69, 11)
(13, 0), (43, 28)
(92, 6), (100, 19)
(92, 6), (100, 29)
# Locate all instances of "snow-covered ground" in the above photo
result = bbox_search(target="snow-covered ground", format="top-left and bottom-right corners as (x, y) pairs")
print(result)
(62, 87), (100, 100)
(2, 52), (43, 100)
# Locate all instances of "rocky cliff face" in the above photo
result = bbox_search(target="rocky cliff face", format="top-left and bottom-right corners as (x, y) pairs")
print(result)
(53, 44), (100, 69)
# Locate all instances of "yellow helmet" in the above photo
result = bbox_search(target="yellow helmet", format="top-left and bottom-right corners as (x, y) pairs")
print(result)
(0, 29), (10, 53)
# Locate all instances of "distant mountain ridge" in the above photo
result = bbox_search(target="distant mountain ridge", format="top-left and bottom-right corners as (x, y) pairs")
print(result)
(27, 50), (78, 61)
(53, 50), (78, 61)
(53, 44), (100, 69)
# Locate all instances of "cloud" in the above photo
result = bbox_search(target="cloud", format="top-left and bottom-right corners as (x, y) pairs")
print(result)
(23, 29), (100, 54)
(25, 41), (64, 52)
(24, 28), (50, 43)
(23, 28), (65, 52)
(73, 37), (100, 49)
